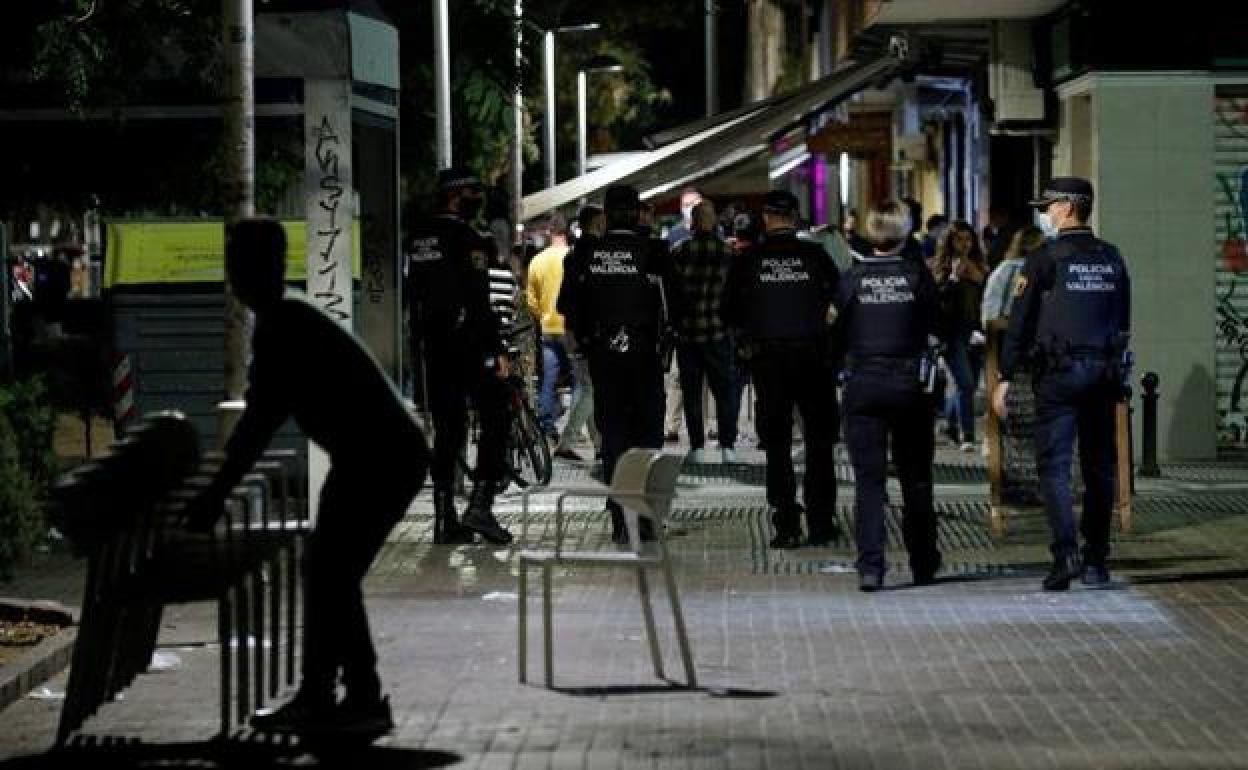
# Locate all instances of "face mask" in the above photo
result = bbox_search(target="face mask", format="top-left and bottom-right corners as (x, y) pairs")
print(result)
(459, 196), (484, 222)
(1035, 209), (1058, 238)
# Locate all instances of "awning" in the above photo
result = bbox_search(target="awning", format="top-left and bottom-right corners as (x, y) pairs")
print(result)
(865, 0), (1064, 23)
(519, 52), (903, 220)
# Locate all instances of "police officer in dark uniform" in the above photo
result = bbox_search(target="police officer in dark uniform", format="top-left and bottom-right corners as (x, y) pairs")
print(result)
(558, 185), (667, 544)
(405, 167), (514, 546)
(723, 190), (841, 549)
(835, 201), (942, 591)
(995, 177), (1130, 590)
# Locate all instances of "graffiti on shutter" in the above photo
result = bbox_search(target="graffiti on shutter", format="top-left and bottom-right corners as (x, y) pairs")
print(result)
(1215, 85), (1248, 456)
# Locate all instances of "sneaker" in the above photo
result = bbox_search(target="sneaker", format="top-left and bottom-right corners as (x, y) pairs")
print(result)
(959, 442), (976, 453)
(1043, 553), (1082, 591)
(331, 694), (395, 741)
(1081, 563), (1112, 588)
(250, 691), (335, 734)
(688, 448), (706, 464)
(720, 448), (737, 464)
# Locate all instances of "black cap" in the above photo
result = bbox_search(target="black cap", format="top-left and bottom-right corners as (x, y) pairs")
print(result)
(604, 184), (641, 212)
(762, 190), (800, 216)
(437, 167), (482, 193)
(1029, 176), (1094, 208)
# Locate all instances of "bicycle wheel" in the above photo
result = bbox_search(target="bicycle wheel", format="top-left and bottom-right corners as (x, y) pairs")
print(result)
(507, 389), (553, 488)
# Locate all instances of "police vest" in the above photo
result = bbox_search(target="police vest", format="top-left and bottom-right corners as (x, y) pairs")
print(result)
(743, 239), (828, 341)
(846, 257), (926, 358)
(405, 214), (487, 334)
(582, 235), (661, 333)
(1035, 238), (1127, 354)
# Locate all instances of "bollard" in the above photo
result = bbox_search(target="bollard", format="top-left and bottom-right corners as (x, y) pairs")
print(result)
(1139, 372), (1161, 477)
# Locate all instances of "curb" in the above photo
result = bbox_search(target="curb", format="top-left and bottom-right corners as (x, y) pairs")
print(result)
(0, 626), (76, 714)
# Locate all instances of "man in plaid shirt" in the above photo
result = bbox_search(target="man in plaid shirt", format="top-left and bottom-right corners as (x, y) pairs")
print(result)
(670, 200), (742, 464)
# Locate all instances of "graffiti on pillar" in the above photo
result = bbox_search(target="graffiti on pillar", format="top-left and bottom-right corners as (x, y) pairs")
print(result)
(312, 116), (349, 322)
(1214, 90), (1248, 450)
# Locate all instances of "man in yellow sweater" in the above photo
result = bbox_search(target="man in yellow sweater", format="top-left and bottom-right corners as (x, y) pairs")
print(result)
(526, 213), (576, 449)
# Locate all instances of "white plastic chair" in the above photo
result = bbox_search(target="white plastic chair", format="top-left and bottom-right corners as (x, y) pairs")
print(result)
(517, 448), (696, 689)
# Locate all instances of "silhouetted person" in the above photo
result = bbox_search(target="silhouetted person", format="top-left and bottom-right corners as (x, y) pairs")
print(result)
(187, 218), (427, 740)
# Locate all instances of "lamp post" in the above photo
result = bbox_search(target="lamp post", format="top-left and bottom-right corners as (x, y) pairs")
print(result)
(577, 56), (623, 179)
(433, 0), (452, 169)
(543, 21), (600, 188)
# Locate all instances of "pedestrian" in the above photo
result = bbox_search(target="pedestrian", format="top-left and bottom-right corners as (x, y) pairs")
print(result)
(405, 167), (514, 546)
(723, 190), (841, 549)
(670, 199), (741, 464)
(185, 218), (422, 739)
(922, 214), (949, 260)
(835, 201), (942, 591)
(981, 225), (1045, 332)
(553, 204), (605, 463)
(932, 221), (988, 452)
(558, 185), (667, 543)
(667, 187), (702, 250)
(995, 177), (1131, 591)
(526, 212), (574, 442)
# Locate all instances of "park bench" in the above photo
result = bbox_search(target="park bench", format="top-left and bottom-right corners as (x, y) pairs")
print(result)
(50, 411), (309, 743)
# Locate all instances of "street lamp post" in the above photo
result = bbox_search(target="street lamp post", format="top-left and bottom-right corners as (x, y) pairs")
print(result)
(577, 57), (624, 179)
(542, 22), (600, 189)
(433, 0), (452, 169)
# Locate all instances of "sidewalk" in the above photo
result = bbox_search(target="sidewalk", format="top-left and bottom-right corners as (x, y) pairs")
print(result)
(3, 447), (1248, 768)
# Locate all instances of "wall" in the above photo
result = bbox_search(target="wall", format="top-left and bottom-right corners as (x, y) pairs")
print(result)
(1059, 73), (1217, 460)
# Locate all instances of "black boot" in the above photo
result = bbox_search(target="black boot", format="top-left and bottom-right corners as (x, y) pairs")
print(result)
(1043, 552), (1082, 591)
(461, 480), (513, 545)
(769, 504), (804, 549)
(433, 486), (474, 545)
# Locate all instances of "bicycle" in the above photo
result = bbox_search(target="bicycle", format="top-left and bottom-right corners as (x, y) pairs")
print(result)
(457, 371), (553, 491)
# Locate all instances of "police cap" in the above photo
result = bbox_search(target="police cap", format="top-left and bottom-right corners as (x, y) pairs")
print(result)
(1029, 176), (1094, 208)
(437, 167), (483, 193)
(762, 190), (800, 216)
(604, 184), (641, 212)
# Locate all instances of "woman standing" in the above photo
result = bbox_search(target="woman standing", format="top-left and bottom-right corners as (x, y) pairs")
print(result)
(837, 201), (942, 591)
(932, 222), (988, 452)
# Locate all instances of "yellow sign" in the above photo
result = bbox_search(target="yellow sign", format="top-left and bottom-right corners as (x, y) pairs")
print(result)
(103, 220), (362, 288)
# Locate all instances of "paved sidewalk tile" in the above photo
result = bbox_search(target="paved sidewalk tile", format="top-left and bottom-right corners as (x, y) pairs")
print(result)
(3, 455), (1248, 768)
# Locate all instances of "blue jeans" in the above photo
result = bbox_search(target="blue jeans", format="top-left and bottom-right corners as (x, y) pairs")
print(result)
(539, 336), (572, 435)
(1034, 358), (1117, 564)
(943, 334), (983, 442)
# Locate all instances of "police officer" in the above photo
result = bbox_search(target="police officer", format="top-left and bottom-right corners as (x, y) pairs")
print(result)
(406, 167), (514, 546)
(994, 177), (1130, 591)
(836, 201), (941, 591)
(558, 185), (667, 543)
(723, 190), (841, 549)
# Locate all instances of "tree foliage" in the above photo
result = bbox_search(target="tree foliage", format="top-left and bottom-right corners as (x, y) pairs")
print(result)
(2, 0), (703, 219)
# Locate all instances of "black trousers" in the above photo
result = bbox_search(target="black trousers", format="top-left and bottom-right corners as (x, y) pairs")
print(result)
(302, 453), (426, 700)
(1033, 358), (1117, 564)
(751, 342), (839, 539)
(588, 345), (664, 527)
(425, 339), (509, 486)
(843, 360), (939, 575)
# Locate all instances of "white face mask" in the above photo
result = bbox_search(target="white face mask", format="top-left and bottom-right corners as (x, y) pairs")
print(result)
(1035, 209), (1058, 238)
